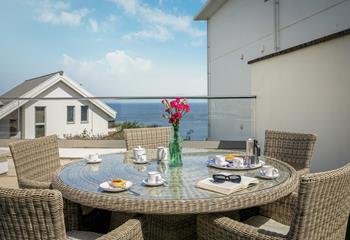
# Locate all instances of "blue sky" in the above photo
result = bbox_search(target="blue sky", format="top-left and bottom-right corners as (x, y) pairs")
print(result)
(0, 0), (207, 97)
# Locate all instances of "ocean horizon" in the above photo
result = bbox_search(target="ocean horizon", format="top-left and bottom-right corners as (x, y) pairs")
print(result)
(107, 102), (208, 140)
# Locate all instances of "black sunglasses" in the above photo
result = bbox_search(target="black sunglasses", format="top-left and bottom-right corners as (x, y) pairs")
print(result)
(212, 174), (241, 183)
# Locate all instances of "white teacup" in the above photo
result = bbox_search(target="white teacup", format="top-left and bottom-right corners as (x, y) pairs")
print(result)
(157, 147), (168, 161)
(88, 153), (99, 161)
(233, 157), (244, 167)
(260, 165), (279, 177)
(214, 155), (227, 166)
(147, 171), (162, 184)
(133, 146), (146, 159)
(135, 154), (147, 162)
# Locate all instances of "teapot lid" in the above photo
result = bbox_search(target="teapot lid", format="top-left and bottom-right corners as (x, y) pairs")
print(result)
(134, 146), (145, 150)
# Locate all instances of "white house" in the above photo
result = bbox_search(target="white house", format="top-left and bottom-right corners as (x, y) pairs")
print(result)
(195, 0), (350, 172)
(0, 71), (116, 139)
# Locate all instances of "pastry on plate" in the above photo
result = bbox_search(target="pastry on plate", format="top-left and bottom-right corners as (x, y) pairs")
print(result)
(225, 153), (244, 162)
(110, 179), (126, 189)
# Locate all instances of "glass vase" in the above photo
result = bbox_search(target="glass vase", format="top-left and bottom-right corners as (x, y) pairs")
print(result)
(169, 125), (183, 167)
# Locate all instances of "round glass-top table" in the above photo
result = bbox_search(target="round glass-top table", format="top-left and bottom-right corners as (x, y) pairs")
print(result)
(52, 149), (297, 214)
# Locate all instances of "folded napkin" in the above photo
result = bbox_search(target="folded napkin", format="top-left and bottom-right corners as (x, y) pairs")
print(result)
(196, 172), (259, 195)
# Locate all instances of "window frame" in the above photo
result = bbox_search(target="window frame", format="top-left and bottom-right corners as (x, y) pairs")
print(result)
(9, 119), (18, 137)
(80, 105), (89, 123)
(67, 106), (75, 124)
(35, 106), (46, 138)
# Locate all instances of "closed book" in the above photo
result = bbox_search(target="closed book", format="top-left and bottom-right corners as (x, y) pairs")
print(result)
(196, 173), (259, 195)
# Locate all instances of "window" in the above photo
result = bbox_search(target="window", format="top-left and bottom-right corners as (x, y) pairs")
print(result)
(35, 107), (45, 138)
(81, 106), (88, 123)
(67, 106), (75, 123)
(9, 119), (17, 137)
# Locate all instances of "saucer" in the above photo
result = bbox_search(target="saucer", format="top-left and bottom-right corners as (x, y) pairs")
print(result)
(256, 171), (279, 179)
(86, 158), (102, 164)
(99, 181), (132, 192)
(133, 159), (149, 164)
(207, 159), (264, 170)
(142, 178), (165, 187)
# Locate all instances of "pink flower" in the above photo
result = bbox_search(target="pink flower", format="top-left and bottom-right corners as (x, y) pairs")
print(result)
(170, 100), (177, 108)
(162, 97), (190, 126)
(169, 116), (177, 124)
(175, 104), (183, 111)
(172, 112), (182, 119)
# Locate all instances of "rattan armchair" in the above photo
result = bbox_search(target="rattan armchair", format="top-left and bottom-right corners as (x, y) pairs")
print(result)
(197, 163), (350, 240)
(124, 127), (171, 150)
(9, 135), (81, 230)
(9, 135), (61, 189)
(0, 187), (144, 240)
(264, 130), (316, 176)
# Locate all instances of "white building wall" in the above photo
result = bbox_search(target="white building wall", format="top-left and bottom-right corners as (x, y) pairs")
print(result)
(251, 34), (350, 172)
(23, 81), (111, 139)
(207, 0), (350, 140)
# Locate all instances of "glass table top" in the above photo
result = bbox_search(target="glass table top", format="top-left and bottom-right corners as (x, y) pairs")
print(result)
(58, 149), (292, 200)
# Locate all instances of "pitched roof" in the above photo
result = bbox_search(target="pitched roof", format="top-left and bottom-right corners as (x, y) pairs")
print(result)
(194, 0), (227, 20)
(0, 71), (116, 120)
(0, 71), (63, 105)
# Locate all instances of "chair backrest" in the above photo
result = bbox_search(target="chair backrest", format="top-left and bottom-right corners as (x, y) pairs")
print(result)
(9, 135), (60, 181)
(124, 127), (172, 150)
(0, 187), (66, 240)
(264, 130), (316, 171)
(288, 163), (350, 240)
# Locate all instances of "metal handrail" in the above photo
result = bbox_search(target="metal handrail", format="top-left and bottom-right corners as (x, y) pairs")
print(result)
(0, 96), (256, 101)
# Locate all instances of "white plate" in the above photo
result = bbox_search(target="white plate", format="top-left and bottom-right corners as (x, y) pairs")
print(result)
(207, 160), (265, 170)
(256, 171), (279, 179)
(133, 159), (149, 164)
(86, 158), (102, 164)
(99, 181), (132, 192)
(142, 178), (165, 186)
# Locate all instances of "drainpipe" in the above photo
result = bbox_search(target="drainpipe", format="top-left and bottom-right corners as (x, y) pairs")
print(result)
(273, 0), (280, 51)
(207, 22), (211, 140)
(17, 107), (20, 139)
(17, 102), (21, 139)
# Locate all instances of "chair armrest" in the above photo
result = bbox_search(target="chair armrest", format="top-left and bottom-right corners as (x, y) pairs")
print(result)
(97, 218), (144, 240)
(296, 168), (309, 177)
(197, 214), (287, 240)
(18, 178), (51, 189)
(259, 192), (297, 225)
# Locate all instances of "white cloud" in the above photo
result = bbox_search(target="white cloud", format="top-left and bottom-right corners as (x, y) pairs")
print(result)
(35, 0), (89, 26)
(111, 0), (205, 38)
(88, 19), (99, 32)
(88, 15), (118, 33)
(112, 0), (139, 14)
(62, 50), (206, 96)
(106, 50), (153, 74)
(63, 50), (152, 81)
(123, 25), (172, 42)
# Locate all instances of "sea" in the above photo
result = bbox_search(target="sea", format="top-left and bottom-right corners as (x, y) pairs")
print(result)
(107, 101), (208, 140)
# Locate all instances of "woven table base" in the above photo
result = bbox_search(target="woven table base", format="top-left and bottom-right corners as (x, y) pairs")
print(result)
(144, 214), (196, 240)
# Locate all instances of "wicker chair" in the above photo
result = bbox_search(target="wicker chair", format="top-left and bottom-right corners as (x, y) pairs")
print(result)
(197, 163), (350, 240)
(0, 187), (144, 240)
(9, 135), (81, 230)
(264, 130), (317, 176)
(124, 127), (171, 150)
(9, 135), (61, 189)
